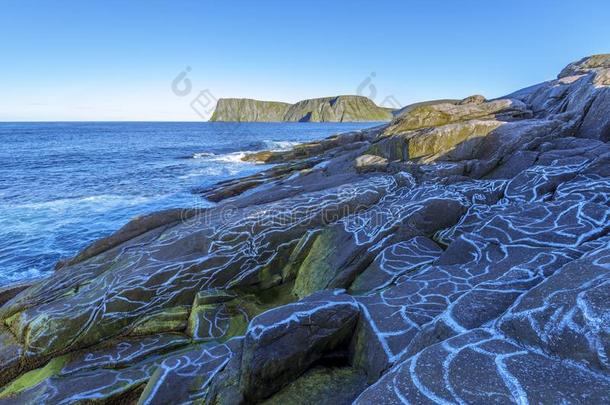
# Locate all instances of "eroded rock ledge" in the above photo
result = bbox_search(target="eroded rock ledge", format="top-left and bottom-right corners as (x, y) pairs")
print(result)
(1, 54), (610, 404)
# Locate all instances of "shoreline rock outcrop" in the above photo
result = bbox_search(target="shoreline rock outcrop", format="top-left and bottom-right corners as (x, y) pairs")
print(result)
(1, 54), (610, 404)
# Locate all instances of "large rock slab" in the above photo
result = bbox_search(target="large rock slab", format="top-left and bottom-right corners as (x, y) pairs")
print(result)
(355, 154), (388, 173)
(497, 244), (610, 372)
(383, 98), (530, 135)
(437, 197), (610, 249)
(350, 234), (579, 380)
(349, 236), (443, 294)
(559, 54), (610, 78)
(0, 175), (397, 381)
(137, 338), (241, 404)
(355, 328), (610, 404)
(404, 247), (578, 358)
(239, 290), (360, 402)
(293, 181), (469, 298)
(0, 333), (191, 404)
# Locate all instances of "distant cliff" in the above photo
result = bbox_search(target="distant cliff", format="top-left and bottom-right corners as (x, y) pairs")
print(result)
(210, 98), (292, 122)
(210, 95), (396, 122)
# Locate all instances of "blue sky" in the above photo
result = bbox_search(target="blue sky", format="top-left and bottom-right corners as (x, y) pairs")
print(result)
(1, 0), (609, 121)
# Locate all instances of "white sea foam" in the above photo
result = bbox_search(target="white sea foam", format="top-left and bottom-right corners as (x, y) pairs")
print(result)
(178, 166), (243, 179)
(12, 195), (154, 211)
(191, 151), (252, 163)
(191, 140), (300, 163)
(210, 151), (251, 163)
(263, 140), (301, 151)
(192, 152), (216, 159)
(0, 267), (46, 285)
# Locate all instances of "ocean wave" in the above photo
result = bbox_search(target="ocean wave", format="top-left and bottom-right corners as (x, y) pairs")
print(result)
(189, 139), (300, 162)
(192, 152), (216, 159)
(0, 266), (46, 285)
(178, 165), (243, 179)
(262, 140), (301, 151)
(10, 194), (154, 211)
(210, 152), (250, 163)
(191, 151), (252, 163)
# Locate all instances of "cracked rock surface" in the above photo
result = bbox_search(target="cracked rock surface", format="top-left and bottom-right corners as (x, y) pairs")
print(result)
(1, 55), (610, 404)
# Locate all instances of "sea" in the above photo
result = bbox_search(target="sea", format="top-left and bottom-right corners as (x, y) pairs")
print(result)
(0, 121), (379, 286)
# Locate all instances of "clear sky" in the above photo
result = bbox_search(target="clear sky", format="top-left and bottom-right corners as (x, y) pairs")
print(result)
(1, 0), (609, 121)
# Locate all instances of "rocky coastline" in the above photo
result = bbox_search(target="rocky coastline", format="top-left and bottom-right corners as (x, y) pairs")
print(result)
(1, 55), (610, 404)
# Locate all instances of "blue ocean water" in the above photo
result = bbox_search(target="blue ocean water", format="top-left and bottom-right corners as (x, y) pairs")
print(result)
(0, 121), (378, 286)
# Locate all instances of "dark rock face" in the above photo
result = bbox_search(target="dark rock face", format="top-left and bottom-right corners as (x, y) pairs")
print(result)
(1, 55), (610, 404)
(497, 244), (610, 372)
(355, 329), (610, 404)
(239, 290), (359, 401)
(262, 366), (368, 405)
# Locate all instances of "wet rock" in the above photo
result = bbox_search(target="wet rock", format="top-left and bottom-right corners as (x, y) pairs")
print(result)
(0, 282), (32, 306)
(186, 287), (294, 343)
(0, 358), (153, 404)
(55, 208), (195, 269)
(502, 162), (584, 203)
(202, 340), (246, 404)
(0, 331), (22, 388)
(0, 175), (395, 382)
(485, 150), (538, 179)
(436, 196), (610, 249)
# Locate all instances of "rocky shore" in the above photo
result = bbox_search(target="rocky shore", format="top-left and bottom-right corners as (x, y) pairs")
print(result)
(1, 55), (610, 404)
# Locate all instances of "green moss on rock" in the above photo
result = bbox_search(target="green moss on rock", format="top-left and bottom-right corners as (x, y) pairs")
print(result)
(407, 120), (502, 160)
(261, 366), (368, 405)
(384, 98), (527, 136)
(0, 356), (67, 398)
(130, 306), (190, 335)
(292, 231), (337, 298)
